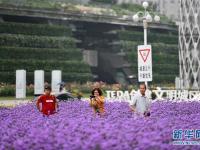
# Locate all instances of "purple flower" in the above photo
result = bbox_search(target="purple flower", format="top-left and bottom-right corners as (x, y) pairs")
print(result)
(0, 101), (200, 150)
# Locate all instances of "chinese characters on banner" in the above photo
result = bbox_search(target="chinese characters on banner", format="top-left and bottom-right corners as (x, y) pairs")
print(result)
(138, 45), (152, 82)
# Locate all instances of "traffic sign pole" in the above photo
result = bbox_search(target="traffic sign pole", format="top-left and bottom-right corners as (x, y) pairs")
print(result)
(143, 19), (148, 88)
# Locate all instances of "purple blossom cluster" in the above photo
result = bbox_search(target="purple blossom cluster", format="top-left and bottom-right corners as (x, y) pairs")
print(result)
(0, 101), (200, 150)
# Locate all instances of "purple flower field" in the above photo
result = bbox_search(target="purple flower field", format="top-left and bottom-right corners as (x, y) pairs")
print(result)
(0, 101), (200, 150)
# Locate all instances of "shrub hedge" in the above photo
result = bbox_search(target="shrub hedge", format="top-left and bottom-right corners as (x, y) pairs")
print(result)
(0, 71), (92, 84)
(152, 74), (176, 83)
(0, 46), (82, 60)
(0, 22), (72, 37)
(0, 34), (76, 48)
(0, 60), (91, 72)
(117, 31), (178, 44)
(120, 41), (178, 55)
(127, 52), (179, 64)
(0, 85), (34, 97)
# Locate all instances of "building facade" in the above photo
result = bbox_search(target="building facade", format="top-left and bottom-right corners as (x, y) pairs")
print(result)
(158, 0), (180, 21)
(117, 0), (179, 22)
(179, 0), (200, 89)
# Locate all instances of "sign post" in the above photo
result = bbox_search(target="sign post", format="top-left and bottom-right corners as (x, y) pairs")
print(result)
(138, 45), (152, 85)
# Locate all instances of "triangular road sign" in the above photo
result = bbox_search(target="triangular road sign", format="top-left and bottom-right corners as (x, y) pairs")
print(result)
(139, 48), (150, 62)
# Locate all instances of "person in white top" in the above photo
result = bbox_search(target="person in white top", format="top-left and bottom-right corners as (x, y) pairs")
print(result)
(129, 83), (151, 117)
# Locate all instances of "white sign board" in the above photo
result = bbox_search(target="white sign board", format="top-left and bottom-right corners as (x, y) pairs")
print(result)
(105, 90), (200, 102)
(138, 45), (152, 82)
(106, 89), (151, 102)
(51, 70), (62, 93)
(16, 70), (26, 98)
(34, 70), (44, 95)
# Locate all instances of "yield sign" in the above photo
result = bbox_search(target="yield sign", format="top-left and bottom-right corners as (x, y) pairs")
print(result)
(137, 45), (152, 82)
(139, 48), (150, 62)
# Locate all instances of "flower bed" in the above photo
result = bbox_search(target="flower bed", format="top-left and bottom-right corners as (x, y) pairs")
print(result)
(0, 101), (199, 150)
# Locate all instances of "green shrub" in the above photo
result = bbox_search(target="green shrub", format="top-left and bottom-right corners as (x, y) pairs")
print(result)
(152, 55), (179, 64)
(0, 60), (91, 72)
(0, 85), (34, 96)
(0, 0), (59, 9)
(0, 22), (72, 37)
(0, 72), (15, 83)
(120, 41), (178, 54)
(152, 74), (176, 84)
(0, 34), (76, 48)
(153, 64), (178, 74)
(0, 71), (92, 84)
(0, 46), (82, 60)
(151, 43), (178, 55)
(26, 86), (34, 96)
(117, 30), (178, 44)
(0, 85), (15, 96)
(90, 0), (114, 4)
(127, 52), (179, 64)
